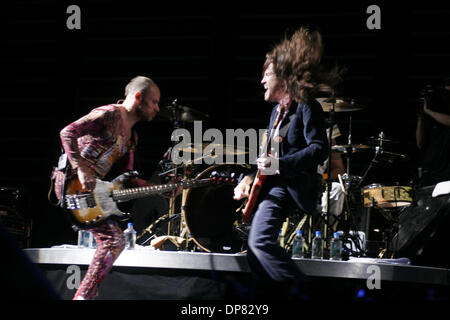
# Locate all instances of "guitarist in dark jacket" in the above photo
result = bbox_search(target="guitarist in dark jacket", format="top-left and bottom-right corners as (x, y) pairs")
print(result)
(59, 76), (160, 300)
(233, 27), (341, 298)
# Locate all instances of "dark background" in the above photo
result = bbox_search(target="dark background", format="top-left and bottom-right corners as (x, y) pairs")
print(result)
(1, 1), (450, 247)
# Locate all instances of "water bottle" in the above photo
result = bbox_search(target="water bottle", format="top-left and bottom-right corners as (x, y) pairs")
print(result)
(88, 231), (97, 249)
(124, 222), (137, 249)
(330, 232), (343, 260)
(277, 229), (284, 247)
(292, 230), (304, 258)
(312, 231), (323, 259)
(83, 230), (92, 248)
(77, 230), (85, 247)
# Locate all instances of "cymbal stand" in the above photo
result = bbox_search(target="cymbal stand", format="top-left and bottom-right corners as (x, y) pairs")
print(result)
(166, 99), (182, 237)
(345, 116), (352, 175)
(323, 94), (336, 255)
(339, 117), (367, 257)
(357, 131), (384, 189)
(342, 116), (355, 228)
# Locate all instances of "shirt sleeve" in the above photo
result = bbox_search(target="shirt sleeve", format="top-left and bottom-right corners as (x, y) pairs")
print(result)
(278, 101), (329, 174)
(60, 107), (118, 170)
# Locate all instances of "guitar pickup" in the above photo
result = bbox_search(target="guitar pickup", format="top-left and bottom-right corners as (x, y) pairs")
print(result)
(86, 194), (97, 208)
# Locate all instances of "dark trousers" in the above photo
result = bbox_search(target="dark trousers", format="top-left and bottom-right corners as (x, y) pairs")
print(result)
(247, 181), (308, 297)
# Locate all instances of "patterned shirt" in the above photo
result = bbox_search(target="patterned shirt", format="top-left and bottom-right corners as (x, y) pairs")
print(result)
(60, 104), (136, 178)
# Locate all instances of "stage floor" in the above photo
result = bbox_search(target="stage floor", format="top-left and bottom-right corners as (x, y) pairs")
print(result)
(24, 247), (450, 300)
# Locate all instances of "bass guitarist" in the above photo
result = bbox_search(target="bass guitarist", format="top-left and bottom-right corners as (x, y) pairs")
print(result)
(233, 27), (340, 298)
(59, 76), (160, 300)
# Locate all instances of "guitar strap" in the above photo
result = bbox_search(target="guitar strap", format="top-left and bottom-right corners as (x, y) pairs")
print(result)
(48, 148), (74, 208)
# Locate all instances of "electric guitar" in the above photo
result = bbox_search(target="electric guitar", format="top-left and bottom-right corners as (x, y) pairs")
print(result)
(64, 171), (237, 227)
(241, 106), (286, 224)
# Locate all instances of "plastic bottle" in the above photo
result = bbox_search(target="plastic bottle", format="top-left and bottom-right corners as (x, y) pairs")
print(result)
(124, 222), (137, 249)
(88, 231), (97, 249)
(330, 232), (343, 260)
(311, 230), (323, 259)
(292, 230), (305, 258)
(277, 229), (284, 247)
(77, 230), (85, 247)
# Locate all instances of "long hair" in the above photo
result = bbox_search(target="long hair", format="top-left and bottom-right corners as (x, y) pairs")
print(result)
(264, 27), (343, 102)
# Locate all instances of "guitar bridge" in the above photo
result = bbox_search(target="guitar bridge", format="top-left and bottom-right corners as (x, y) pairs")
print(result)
(66, 193), (97, 210)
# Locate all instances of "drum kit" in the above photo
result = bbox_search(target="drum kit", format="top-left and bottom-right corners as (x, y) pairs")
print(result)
(136, 100), (253, 253)
(318, 95), (412, 258)
(136, 97), (413, 258)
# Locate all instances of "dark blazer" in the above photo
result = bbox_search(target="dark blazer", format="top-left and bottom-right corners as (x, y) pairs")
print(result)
(266, 99), (329, 214)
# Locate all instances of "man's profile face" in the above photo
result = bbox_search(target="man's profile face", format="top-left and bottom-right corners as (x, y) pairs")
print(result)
(261, 62), (284, 102)
(137, 86), (160, 121)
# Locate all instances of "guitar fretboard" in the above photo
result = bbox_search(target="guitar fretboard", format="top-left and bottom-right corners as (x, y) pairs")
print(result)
(112, 179), (209, 202)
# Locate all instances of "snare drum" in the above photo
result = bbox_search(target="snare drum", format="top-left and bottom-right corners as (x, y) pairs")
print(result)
(362, 184), (413, 208)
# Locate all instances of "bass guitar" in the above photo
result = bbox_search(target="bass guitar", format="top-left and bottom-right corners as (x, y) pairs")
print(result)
(64, 171), (236, 227)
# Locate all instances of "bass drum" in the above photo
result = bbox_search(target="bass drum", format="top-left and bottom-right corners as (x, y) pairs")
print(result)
(183, 164), (251, 253)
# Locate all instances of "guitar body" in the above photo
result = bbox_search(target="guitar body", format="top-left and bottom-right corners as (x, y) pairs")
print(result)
(64, 175), (127, 228)
(241, 173), (267, 224)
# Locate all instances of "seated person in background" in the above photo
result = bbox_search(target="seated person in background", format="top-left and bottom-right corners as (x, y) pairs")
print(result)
(416, 77), (450, 186)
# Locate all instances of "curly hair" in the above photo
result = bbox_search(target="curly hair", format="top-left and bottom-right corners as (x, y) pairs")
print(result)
(264, 27), (342, 102)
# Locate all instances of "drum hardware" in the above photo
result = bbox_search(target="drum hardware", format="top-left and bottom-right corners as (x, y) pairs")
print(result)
(136, 212), (181, 245)
(321, 92), (338, 250)
(321, 95), (363, 252)
(158, 100), (200, 238)
(283, 214), (308, 252)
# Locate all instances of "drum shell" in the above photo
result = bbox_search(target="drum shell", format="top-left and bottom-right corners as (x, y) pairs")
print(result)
(362, 185), (413, 208)
(183, 164), (251, 253)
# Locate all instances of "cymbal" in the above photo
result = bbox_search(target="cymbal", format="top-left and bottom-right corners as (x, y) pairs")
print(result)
(332, 144), (371, 154)
(159, 105), (210, 122)
(316, 98), (366, 112)
(367, 136), (399, 145)
(179, 143), (248, 156)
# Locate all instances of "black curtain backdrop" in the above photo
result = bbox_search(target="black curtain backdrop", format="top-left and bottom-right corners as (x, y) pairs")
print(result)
(1, 1), (450, 247)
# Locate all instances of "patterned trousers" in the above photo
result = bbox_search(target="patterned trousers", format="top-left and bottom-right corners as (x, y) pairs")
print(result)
(73, 219), (125, 300)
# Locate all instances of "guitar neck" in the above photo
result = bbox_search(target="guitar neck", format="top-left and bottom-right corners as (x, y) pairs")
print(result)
(112, 179), (209, 202)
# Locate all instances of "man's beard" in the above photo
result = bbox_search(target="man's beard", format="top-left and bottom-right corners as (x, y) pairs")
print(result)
(136, 103), (151, 121)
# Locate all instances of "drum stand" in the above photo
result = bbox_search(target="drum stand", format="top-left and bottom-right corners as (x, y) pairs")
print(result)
(148, 99), (195, 250)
